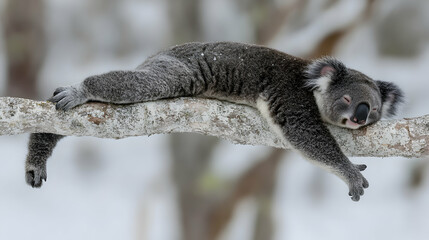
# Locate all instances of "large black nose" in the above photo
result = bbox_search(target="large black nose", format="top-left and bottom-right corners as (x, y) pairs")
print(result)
(352, 103), (369, 124)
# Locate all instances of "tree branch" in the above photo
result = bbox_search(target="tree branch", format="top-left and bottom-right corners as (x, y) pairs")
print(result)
(0, 97), (427, 157)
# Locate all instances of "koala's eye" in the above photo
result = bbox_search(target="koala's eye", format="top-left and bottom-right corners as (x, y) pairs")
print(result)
(372, 107), (378, 111)
(342, 95), (351, 105)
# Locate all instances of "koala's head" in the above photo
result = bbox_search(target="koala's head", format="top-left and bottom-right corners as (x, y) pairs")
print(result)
(305, 57), (404, 129)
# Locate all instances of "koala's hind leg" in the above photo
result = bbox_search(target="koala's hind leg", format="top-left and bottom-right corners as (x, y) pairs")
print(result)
(50, 55), (203, 110)
(25, 133), (64, 187)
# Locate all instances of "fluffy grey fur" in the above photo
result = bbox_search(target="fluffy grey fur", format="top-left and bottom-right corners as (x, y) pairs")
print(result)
(26, 42), (403, 201)
(26, 133), (64, 187)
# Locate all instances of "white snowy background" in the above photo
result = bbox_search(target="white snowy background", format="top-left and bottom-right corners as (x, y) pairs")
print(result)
(0, 0), (429, 240)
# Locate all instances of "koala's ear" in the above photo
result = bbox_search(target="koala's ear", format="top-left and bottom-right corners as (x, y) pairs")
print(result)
(305, 57), (347, 92)
(376, 80), (404, 117)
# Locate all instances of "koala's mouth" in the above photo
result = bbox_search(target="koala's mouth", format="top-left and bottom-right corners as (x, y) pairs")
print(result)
(343, 118), (365, 129)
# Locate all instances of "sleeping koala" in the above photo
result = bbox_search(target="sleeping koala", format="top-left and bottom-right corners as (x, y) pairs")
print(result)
(25, 42), (403, 201)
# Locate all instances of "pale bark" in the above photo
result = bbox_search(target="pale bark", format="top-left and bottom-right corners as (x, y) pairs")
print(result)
(0, 97), (427, 158)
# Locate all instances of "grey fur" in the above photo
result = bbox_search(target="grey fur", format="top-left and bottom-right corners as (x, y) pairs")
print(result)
(26, 133), (64, 187)
(26, 42), (403, 201)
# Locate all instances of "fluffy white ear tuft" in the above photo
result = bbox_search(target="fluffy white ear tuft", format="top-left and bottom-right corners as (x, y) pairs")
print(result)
(304, 57), (346, 92)
(375, 80), (404, 117)
(305, 76), (332, 92)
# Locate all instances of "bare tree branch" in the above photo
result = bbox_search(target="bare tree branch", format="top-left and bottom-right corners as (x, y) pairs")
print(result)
(0, 97), (427, 158)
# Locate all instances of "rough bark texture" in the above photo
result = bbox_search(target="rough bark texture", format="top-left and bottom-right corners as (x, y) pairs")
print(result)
(0, 97), (427, 158)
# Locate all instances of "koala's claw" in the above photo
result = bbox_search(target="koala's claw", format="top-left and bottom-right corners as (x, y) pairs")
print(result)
(356, 164), (367, 171)
(48, 86), (86, 111)
(53, 87), (67, 96)
(26, 168), (47, 188)
(347, 164), (369, 202)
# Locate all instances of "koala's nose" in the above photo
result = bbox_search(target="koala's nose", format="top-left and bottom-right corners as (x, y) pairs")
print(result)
(351, 103), (369, 125)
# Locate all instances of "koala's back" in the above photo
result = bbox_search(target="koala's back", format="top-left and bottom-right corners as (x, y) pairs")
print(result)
(141, 42), (311, 105)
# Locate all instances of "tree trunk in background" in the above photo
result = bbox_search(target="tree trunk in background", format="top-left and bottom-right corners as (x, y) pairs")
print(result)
(168, 0), (202, 44)
(167, 1), (220, 240)
(242, 0), (303, 45)
(4, 0), (45, 99)
(170, 134), (220, 240)
(207, 149), (285, 240)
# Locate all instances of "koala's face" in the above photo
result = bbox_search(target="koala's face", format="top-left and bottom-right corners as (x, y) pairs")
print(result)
(306, 58), (403, 129)
(319, 70), (382, 129)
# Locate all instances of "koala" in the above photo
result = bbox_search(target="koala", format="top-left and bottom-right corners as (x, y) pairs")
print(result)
(25, 42), (403, 201)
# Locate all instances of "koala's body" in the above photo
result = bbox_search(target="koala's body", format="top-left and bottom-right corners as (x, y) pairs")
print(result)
(25, 42), (403, 201)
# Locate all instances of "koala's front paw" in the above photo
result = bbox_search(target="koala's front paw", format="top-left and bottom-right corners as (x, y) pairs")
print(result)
(347, 164), (369, 202)
(48, 85), (87, 111)
(25, 164), (47, 188)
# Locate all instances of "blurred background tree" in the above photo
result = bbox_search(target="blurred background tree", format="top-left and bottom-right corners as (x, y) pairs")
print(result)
(4, 0), (45, 98)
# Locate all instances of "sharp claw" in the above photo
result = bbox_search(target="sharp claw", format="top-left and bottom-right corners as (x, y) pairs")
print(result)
(363, 179), (369, 188)
(50, 92), (67, 103)
(357, 164), (367, 171)
(53, 87), (66, 96)
(26, 168), (47, 188)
